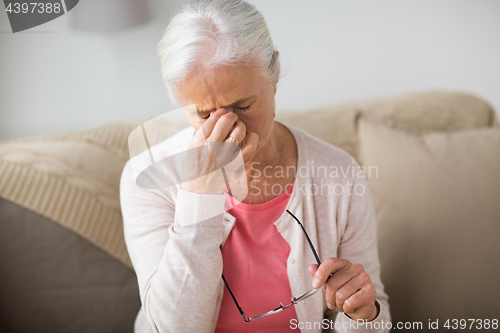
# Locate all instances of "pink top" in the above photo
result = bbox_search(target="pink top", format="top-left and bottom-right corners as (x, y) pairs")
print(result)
(215, 183), (298, 332)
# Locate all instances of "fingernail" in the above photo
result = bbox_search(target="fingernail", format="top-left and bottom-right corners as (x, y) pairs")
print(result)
(327, 303), (333, 309)
(312, 278), (321, 288)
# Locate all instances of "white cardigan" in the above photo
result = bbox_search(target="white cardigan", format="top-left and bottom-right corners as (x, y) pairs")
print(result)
(120, 122), (391, 333)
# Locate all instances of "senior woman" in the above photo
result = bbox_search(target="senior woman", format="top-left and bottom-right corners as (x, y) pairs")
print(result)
(120, 0), (390, 332)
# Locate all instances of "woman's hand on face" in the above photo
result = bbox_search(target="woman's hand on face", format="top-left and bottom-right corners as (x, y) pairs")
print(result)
(181, 108), (259, 194)
(309, 259), (379, 322)
(198, 108), (259, 163)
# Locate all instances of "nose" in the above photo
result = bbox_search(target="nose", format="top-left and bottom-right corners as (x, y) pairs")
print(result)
(216, 107), (233, 114)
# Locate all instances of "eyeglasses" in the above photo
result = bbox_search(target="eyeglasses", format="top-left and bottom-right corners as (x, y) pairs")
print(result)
(221, 209), (322, 322)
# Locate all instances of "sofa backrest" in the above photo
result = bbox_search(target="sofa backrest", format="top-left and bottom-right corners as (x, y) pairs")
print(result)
(276, 90), (498, 161)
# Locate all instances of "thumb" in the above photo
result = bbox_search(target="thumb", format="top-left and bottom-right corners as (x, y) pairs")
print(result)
(309, 263), (319, 277)
(309, 263), (327, 292)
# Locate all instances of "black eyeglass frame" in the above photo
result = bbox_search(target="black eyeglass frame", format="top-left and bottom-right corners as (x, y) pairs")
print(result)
(221, 209), (323, 322)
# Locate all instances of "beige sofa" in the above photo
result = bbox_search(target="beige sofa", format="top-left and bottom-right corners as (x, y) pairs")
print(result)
(1, 91), (498, 332)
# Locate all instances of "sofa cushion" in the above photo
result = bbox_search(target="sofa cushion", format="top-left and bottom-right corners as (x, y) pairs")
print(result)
(276, 90), (498, 161)
(357, 119), (500, 324)
(0, 136), (132, 268)
(0, 198), (141, 333)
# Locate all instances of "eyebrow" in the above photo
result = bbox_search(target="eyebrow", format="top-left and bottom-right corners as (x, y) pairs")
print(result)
(194, 95), (257, 115)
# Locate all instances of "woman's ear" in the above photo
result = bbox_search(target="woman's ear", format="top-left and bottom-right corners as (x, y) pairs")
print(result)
(273, 51), (280, 95)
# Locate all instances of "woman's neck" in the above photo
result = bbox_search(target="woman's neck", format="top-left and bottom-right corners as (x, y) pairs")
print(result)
(241, 121), (298, 204)
(245, 122), (287, 169)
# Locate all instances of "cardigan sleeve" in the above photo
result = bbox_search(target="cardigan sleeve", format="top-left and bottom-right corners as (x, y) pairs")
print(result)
(333, 162), (391, 333)
(120, 160), (226, 333)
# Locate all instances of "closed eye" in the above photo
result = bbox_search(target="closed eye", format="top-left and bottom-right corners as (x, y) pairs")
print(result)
(200, 103), (252, 120)
(237, 104), (252, 112)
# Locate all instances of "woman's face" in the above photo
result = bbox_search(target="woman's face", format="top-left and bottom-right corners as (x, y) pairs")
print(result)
(177, 63), (277, 155)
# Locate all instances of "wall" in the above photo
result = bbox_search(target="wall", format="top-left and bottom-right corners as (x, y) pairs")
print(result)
(1, 0), (499, 141)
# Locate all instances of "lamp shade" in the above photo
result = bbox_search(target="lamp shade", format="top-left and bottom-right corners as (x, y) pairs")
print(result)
(72, 0), (151, 32)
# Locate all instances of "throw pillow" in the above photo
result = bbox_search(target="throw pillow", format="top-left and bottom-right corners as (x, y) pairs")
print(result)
(358, 119), (500, 327)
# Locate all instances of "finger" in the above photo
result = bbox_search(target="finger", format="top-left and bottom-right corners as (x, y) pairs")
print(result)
(199, 108), (231, 140)
(226, 120), (246, 146)
(331, 269), (369, 312)
(309, 263), (319, 277)
(240, 129), (259, 162)
(324, 263), (363, 309)
(209, 111), (239, 142)
(312, 258), (350, 289)
(309, 264), (329, 292)
(342, 284), (377, 319)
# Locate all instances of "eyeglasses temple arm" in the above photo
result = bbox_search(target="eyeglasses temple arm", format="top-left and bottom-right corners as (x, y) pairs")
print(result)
(221, 274), (250, 322)
(286, 209), (322, 266)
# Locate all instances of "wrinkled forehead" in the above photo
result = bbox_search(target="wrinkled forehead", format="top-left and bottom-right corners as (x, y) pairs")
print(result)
(176, 63), (267, 111)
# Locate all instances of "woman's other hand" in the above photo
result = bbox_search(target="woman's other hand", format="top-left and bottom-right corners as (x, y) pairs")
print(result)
(309, 258), (379, 321)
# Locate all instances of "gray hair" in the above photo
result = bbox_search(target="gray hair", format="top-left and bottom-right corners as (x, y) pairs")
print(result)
(157, 0), (280, 106)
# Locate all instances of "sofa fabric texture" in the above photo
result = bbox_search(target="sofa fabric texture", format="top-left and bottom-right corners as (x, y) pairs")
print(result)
(0, 198), (141, 333)
(0, 123), (138, 269)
